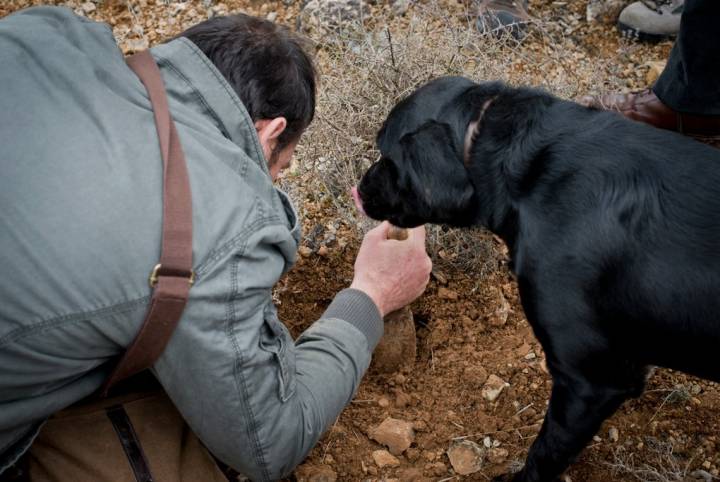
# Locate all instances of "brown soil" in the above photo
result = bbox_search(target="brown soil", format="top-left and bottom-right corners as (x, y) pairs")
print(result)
(282, 203), (720, 482)
(3, 0), (719, 480)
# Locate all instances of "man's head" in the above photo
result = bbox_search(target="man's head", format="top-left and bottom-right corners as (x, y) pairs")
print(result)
(179, 14), (316, 179)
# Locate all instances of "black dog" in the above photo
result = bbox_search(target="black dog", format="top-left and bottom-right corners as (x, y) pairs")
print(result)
(354, 76), (720, 482)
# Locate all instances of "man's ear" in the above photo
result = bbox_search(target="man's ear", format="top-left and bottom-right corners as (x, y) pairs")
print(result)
(255, 117), (287, 160)
(398, 121), (476, 222)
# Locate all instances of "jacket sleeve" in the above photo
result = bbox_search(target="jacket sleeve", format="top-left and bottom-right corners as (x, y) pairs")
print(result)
(153, 224), (383, 481)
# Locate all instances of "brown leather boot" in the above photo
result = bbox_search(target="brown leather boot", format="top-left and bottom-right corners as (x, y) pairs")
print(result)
(579, 88), (720, 138)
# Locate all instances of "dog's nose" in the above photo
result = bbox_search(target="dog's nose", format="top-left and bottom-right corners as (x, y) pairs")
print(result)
(351, 186), (366, 215)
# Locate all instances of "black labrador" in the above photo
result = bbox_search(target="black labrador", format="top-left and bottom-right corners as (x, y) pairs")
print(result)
(353, 76), (720, 482)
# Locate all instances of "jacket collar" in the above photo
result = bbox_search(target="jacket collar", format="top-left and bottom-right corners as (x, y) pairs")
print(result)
(149, 38), (269, 175)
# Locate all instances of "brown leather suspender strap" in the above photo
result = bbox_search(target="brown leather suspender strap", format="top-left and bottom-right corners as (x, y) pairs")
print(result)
(101, 50), (194, 396)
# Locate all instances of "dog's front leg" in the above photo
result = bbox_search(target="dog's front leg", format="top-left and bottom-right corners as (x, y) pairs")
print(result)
(506, 374), (639, 482)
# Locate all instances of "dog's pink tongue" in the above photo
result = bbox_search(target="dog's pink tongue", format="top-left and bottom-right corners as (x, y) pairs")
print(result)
(351, 186), (366, 215)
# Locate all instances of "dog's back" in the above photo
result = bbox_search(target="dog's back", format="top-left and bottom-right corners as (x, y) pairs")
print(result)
(507, 99), (720, 382)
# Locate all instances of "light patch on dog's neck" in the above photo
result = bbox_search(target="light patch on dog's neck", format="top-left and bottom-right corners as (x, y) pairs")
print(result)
(463, 96), (497, 167)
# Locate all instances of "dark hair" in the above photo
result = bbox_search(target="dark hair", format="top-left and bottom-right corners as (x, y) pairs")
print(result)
(178, 14), (317, 152)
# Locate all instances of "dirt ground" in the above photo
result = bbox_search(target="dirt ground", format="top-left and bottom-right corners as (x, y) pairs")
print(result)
(282, 215), (720, 482)
(2, 0), (719, 480)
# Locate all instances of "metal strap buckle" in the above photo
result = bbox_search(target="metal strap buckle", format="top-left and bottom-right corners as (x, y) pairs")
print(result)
(149, 263), (195, 287)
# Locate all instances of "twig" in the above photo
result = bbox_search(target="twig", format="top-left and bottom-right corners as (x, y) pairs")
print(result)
(385, 28), (396, 69)
(646, 389), (679, 426)
(514, 402), (534, 417)
(452, 423), (540, 441)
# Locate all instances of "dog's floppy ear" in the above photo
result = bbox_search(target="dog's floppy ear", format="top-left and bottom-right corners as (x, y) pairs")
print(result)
(397, 121), (476, 224)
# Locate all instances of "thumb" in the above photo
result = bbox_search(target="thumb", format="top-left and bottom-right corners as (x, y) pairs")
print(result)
(369, 220), (392, 240)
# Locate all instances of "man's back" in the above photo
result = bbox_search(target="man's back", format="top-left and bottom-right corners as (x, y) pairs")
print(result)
(0, 7), (300, 474)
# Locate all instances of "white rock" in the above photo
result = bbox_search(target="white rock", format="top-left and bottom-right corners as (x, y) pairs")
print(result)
(447, 440), (484, 475)
(482, 375), (509, 402)
(372, 450), (400, 468)
(487, 447), (509, 464)
(369, 417), (415, 455)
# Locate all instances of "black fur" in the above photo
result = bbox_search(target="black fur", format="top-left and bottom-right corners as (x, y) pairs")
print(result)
(357, 76), (720, 482)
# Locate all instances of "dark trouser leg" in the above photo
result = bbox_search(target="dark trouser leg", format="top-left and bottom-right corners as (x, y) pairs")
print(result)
(509, 376), (640, 482)
(654, 0), (720, 115)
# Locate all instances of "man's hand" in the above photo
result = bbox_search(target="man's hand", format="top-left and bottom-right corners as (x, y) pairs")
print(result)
(350, 222), (432, 317)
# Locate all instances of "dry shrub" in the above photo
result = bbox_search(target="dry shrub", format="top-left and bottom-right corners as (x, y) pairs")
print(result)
(285, 1), (623, 275)
(607, 437), (694, 482)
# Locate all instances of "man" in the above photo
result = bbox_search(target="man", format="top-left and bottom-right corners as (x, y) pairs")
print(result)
(0, 6), (431, 481)
(583, 0), (720, 138)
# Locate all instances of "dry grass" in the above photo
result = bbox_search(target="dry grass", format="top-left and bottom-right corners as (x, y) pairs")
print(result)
(606, 437), (694, 482)
(285, 0), (625, 275)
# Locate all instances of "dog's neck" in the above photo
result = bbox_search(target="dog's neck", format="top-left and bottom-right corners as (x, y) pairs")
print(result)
(463, 96), (496, 167)
(462, 94), (520, 250)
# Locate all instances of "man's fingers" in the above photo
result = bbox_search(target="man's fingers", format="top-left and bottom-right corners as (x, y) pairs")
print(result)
(408, 224), (426, 245)
(366, 222), (425, 245)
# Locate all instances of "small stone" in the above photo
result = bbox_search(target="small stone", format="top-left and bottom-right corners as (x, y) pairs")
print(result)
(447, 440), (484, 475)
(317, 245), (329, 257)
(608, 427), (619, 443)
(593, 435), (602, 442)
(171, 3), (186, 16)
(412, 420), (428, 432)
(370, 417), (415, 455)
(487, 447), (509, 464)
(294, 463), (337, 482)
(482, 375), (509, 402)
(438, 287), (458, 300)
(372, 449), (400, 468)
(585, 0), (625, 24)
(391, 0), (410, 15)
(299, 0), (369, 35)
(463, 365), (489, 386)
(298, 246), (313, 257)
(422, 450), (436, 462)
(395, 391), (412, 408)
(80, 2), (96, 14)
(405, 447), (421, 462)
(431, 462), (447, 476)
(266, 11), (278, 22)
(516, 342), (532, 357)
(488, 291), (510, 326)
(378, 396), (390, 408)
(431, 270), (448, 285)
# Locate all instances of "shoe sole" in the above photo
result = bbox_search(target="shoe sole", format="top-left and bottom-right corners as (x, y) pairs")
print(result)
(617, 21), (676, 43)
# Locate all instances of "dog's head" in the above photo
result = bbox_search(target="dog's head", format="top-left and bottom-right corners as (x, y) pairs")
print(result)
(354, 77), (502, 228)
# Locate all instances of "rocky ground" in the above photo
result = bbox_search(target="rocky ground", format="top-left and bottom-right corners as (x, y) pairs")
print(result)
(2, 0), (718, 481)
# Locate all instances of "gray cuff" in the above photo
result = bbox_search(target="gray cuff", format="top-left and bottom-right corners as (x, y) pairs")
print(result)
(321, 288), (383, 350)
